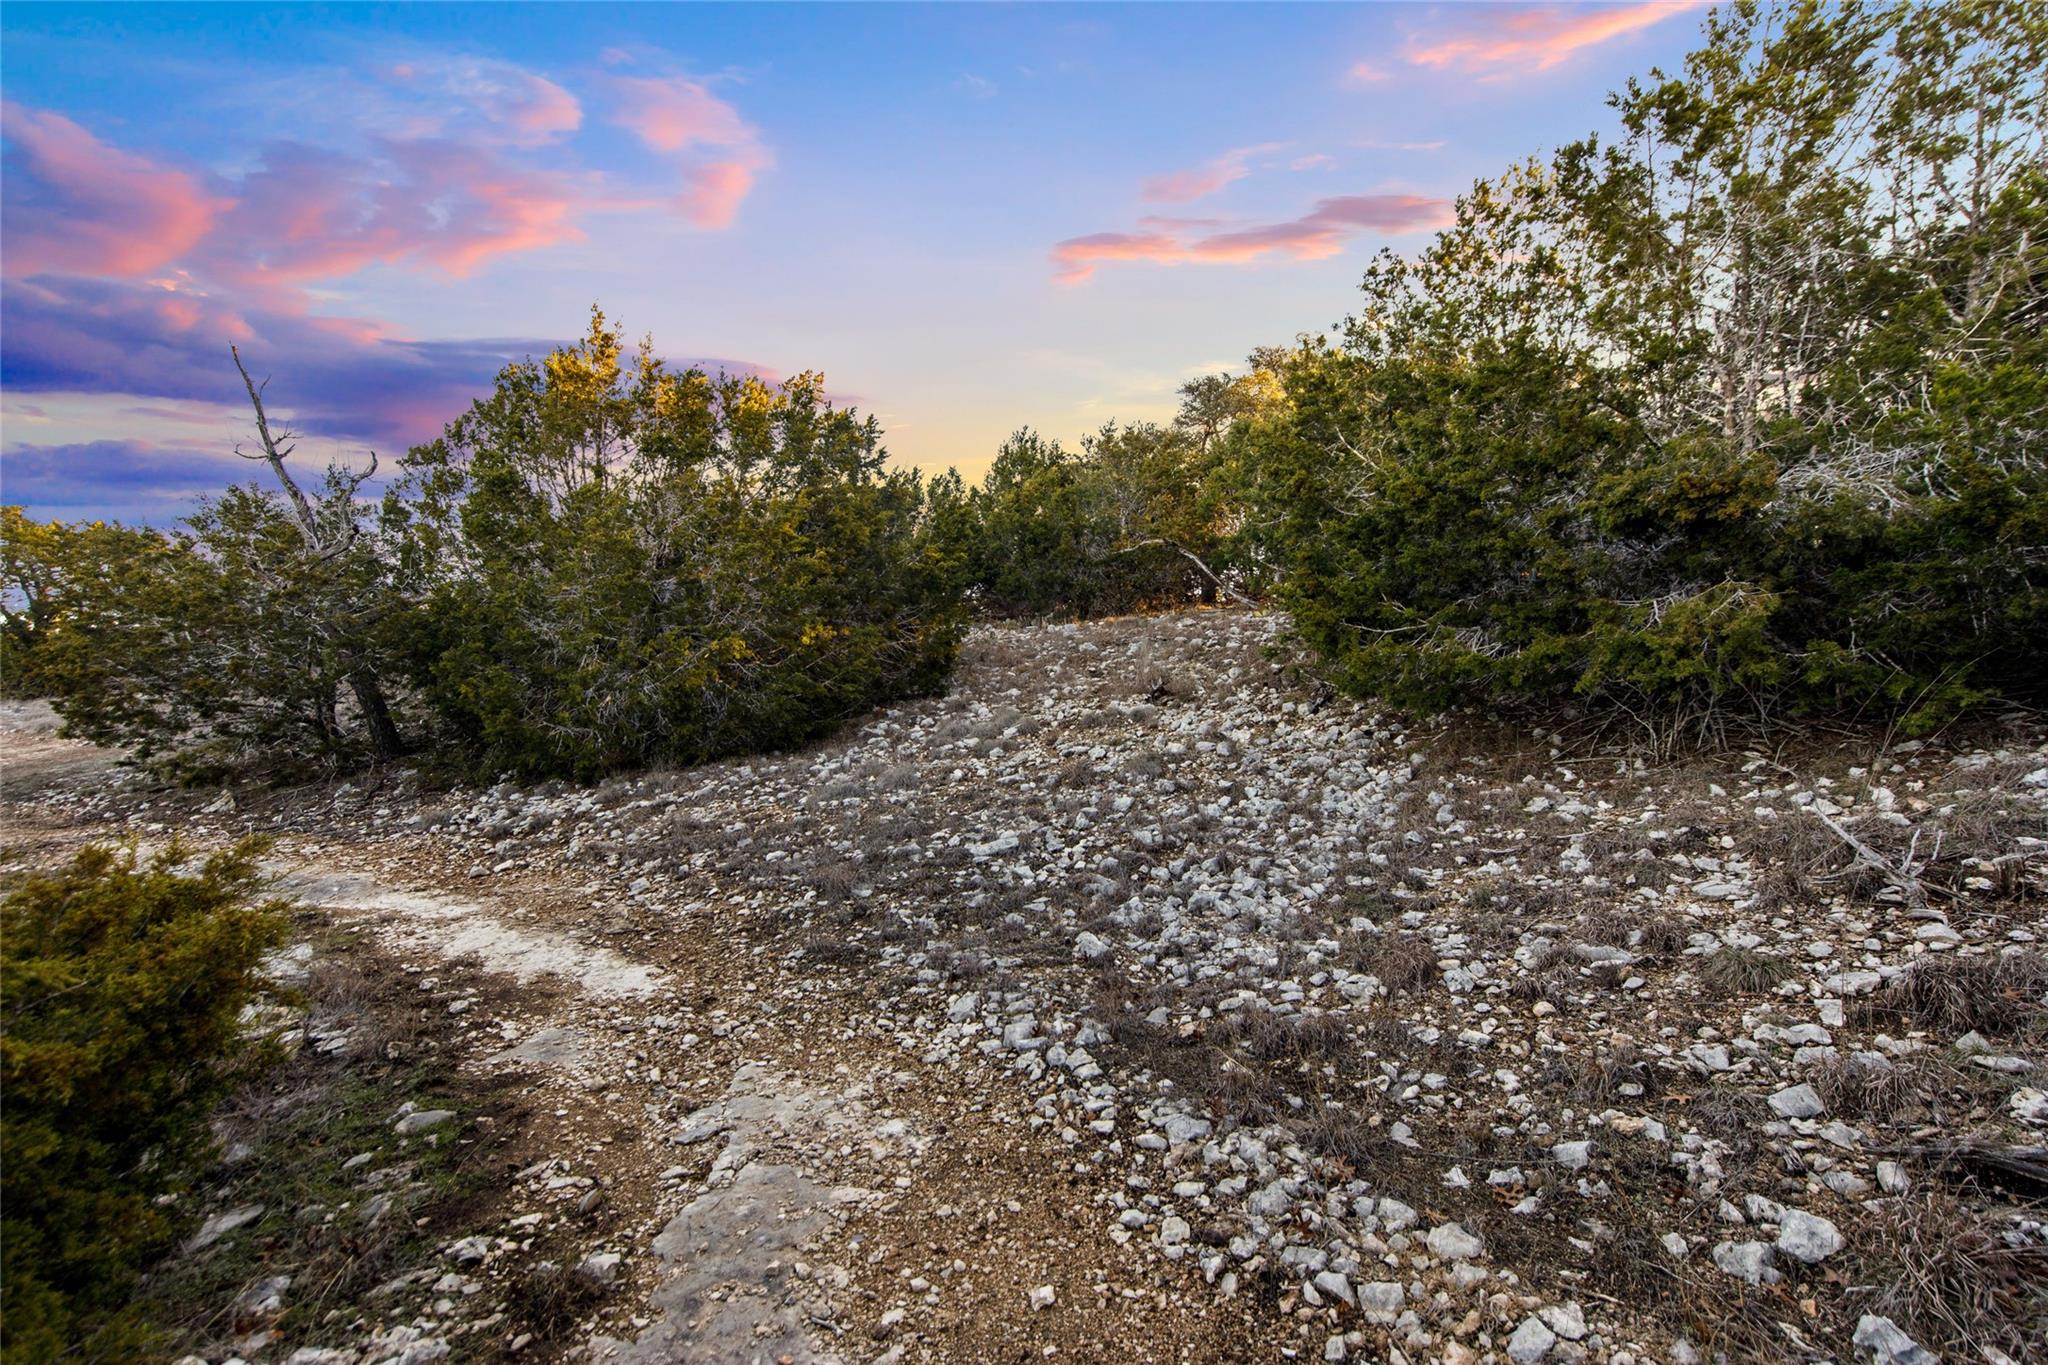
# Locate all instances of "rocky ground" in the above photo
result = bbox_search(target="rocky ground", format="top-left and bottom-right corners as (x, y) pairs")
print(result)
(2, 609), (2044, 1364)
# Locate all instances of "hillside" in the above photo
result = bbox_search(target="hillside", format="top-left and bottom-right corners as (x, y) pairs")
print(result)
(4, 608), (2043, 1363)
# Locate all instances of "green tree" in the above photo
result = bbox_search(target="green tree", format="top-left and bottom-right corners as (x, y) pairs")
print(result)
(1244, 0), (2045, 740)
(395, 308), (964, 779)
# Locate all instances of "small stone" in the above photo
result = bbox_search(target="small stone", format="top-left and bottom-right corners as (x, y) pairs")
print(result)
(2009, 1087), (2048, 1126)
(1550, 1140), (1594, 1169)
(1768, 1083), (1825, 1119)
(1508, 1315), (1558, 1364)
(1358, 1281), (1405, 1312)
(1073, 931), (1111, 960)
(1852, 1314), (1937, 1365)
(1776, 1209), (1844, 1263)
(1539, 1302), (1587, 1340)
(1027, 1284), (1056, 1312)
(185, 1203), (266, 1251)
(575, 1252), (622, 1284)
(394, 1110), (456, 1136)
(1710, 1240), (1780, 1285)
(1425, 1222), (1485, 1261)
(1312, 1270), (1354, 1307)
(1876, 1161), (1910, 1194)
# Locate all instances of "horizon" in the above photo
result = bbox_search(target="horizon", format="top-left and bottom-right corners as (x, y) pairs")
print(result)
(0, 0), (1711, 524)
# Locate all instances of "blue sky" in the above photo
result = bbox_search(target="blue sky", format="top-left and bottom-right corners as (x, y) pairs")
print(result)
(1, 1), (1710, 522)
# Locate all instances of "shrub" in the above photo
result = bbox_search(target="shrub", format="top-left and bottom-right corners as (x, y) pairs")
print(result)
(0, 840), (287, 1358)
(6, 310), (966, 783)
(962, 424), (1223, 619)
(1241, 0), (2046, 739)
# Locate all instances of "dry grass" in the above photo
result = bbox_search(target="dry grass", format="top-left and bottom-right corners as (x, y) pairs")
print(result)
(1698, 945), (1798, 996)
(1855, 950), (2048, 1039)
(1855, 1193), (2048, 1362)
(1346, 930), (1441, 995)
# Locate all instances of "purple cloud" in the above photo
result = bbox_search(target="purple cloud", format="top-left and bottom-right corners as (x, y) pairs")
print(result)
(1, 439), (256, 526)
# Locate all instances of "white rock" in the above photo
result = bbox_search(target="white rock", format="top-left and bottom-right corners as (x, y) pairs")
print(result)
(1312, 1269), (1354, 1307)
(1852, 1314), (1938, 1365)
(1550, 1140), (1594, 1169)
(1027, 1284), (1056, 1311)
(1710, 1240), (1780, 1284)
(1776, 1209), (1844, 1263)
(1425, 1222), (1485, 1260)
(1538, 1302), (1587, 1340)
(394, 1109), (456, 1135)
(1768, 1083), (1825, 1119)
(2009, 1087), (2048, 1126)
(1507, 1315), (1558, 1364)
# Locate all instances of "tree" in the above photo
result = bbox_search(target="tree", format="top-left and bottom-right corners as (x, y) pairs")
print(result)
(394, 308), (964, 779)
(231, 348), (404, 758)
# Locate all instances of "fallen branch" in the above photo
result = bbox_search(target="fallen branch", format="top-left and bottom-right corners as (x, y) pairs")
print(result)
(1885, 1141), (2048, 1195)
(1810, 807), (1951, 910)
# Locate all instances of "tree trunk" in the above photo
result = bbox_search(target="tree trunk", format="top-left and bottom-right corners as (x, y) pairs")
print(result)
(347, 669), (405, 759)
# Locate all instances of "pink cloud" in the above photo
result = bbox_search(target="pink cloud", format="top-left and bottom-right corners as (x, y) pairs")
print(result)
(610, 75), (770, 226)
(206, 139), (589, 290)
(678, 159), (759, 230)
(1347, 60), (1393, 83)
(0, 103), (224, 278)
(503, 72), (582, 143)
(1053, 193), (1452, 282)
(612, 75), (751, 154)
(1406, 1), (1705, 75)
(1141, 143), (1285, 204)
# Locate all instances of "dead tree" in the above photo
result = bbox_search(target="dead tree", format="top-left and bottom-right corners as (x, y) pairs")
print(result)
(231, 345), (405, 760)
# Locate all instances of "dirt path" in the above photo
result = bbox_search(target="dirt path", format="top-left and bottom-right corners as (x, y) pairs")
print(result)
(0, 699), (1277, 1363)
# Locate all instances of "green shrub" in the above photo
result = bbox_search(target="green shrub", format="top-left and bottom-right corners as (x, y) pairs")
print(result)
(1243, 0), (2046, 739)
(0, 840), (287, 1360)
(963, 423), (1231, 619)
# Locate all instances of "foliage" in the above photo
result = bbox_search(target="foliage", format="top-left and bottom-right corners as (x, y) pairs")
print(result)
(393, 309), (964, 779)
(956, 418), (1239, 618)
(0, 840), (287, 1360)
(1237, 0), (2046, 740)
(7, 482), (408, 778)
(7, 311), (964, 782)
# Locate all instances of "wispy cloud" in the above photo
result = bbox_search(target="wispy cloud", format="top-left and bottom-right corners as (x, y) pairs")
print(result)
(1357, 138), (1447, 152)
(1053, 192), (1452, 283)
(608, 73), (771, 229)
(1404, 1), (1705, 76)
(953, 72), (998, 99)
(1140, 142), (1286, 204)
(381, 55), (583, 146)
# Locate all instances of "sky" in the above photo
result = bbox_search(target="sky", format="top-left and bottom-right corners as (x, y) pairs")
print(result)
(0, 1), (1711, 524)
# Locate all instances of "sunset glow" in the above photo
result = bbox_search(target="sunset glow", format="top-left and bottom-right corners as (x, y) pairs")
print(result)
(2, 1), (1706, 521)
